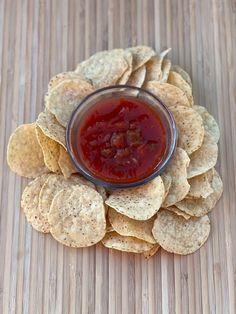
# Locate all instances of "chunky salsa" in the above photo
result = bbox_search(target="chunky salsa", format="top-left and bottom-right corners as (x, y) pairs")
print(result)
(76, 96), (167, 183)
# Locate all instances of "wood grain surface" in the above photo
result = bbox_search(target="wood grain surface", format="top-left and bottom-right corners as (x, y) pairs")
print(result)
(0, 1), (235, 313)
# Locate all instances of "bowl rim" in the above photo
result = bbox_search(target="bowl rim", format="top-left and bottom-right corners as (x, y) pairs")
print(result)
(66, 85), (177, 189)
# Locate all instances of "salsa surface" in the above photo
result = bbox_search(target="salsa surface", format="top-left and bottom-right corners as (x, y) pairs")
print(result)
(76, 96), (167, 183)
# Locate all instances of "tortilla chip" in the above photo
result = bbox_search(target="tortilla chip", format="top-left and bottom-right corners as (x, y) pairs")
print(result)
(48, 71), (80, 92)
(39, 174), (95, 222)
(105, 176), (165, 220)
(75, 49), (130, 88)
(117, 51), (133, 84)
(35, 126), (61, 173)
(102, 231), (155, 253)
(48, 185), (106, 247)
(145, 81), (190, 108)
(160, 58), (171, 83)
(168, 71), (193, 106)
(165, 206), (191, 220)
(108, 207), (156, 244)
(187, 131), (218, 178)
(7, 123), (48, 178)
(193, 105), (220, 143)
(187, 169), (214, 199)
(58, 146), (77, 178)
(175, 169), (223, 217)
(171, 65), (192, 87)
(152, 210), (210, 254)
(170, 105), (204, 155)
(161, 173), (172, 198)
(106, 219), (114, 233)
(162, 148), (190, 207)
(36, 111), (66, 149)
(21, 174), (51, 232)
(143, 244), (160, 259)
(126, 65), (146, 88)
(45, 78), (94, 127)
(126, 46), (155, 71)
(144, 48), (171, 82)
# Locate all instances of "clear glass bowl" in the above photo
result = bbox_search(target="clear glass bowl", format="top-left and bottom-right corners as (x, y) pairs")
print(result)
(66, 85), (177, 189)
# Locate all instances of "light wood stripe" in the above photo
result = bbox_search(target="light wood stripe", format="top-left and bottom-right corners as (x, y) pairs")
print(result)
(0, 1), (235, 313)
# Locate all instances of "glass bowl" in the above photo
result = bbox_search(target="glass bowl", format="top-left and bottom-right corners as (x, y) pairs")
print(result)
(66, 85), (177, 189)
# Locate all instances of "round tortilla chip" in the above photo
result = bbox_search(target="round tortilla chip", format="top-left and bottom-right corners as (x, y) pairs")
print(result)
(21, 174), (51, 233)
(161, 173), (172, 198)
(126, 46), (155, 71)
(58, 146), (77, 179)
(171, 65), (192, 87)
(108, 207), (156, 244)
(102, 231), (155, 253)
(75, 49), (129, 88)
(39, 174), (95, 221)
(187, 169), (214, 199)
(170, 105), (204, 155)
(48, 185), (106, 247)
(45, 78), (94, 127)
(35, 126), (61, 173)
(117, 51), (133, 84)
(143, 244), (160, 259)
(105, 176), (165, 220)
(175, 169), (223, 217)
(165, 206), (191, 220)
(193, 105), (220, 143)
(160, 58), (172, 83)
(162, 148), (190, 207)
(168, 71), (193, 106)
(145, 81), (190, 108)
(48, 71), (80, 92)
(7, 123), (48, 178)
(127, 65), (146, 88)
(152, 210), (210, 255)
(36, 111), (66, 149)
(187, 131), (218, 178)
(144, 49), (170, 83)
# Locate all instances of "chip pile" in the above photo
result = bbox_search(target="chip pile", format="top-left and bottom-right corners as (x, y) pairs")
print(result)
(7, 46), (223, 257)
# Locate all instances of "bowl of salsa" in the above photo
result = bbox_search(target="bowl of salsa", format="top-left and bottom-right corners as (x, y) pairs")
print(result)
(66, 85), (177, 188)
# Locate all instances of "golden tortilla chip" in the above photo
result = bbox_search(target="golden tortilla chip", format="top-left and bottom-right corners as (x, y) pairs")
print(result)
(165, 206), (191, 220)
(102, 231), (155, 253)
(7, 123), (48, 178)
(108, 207), (156, 244)
(21, 174), (51, 233)
(170, 105), (204, 155)
(187, 131), (218, 178)
(126, 65), (146, 88)
(36, 111), (66, 149)
(193, 105), (220, 143)
(117, 52), (133, 84)
(46, 79), (94, 127)
(126, 46), (155, 71)
(105, 176), (165, 220)
(48, 71), (80, 92)
(143, 244), (160, 259)
(152, 210), (210, 255)
(162, 148), (190, 207)
(160, 58), (171, 83)
(58, 146), (77, 179)
(48, 185), (106, 247)
(187, 169), (214, 199)
(144, 48), (171, 82)
(39, 174), (95, 221)
(145, 81), (190, 108)
(171, 65), (192, 87)
(35, 126), (61, 173)
(168, 71), (193, 106)
(175, 169), (223, 217)
(75, 49), (130, 88)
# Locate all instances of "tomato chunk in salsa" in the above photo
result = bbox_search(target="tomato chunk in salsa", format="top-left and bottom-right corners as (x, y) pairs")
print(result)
(76, 97), (167, 183)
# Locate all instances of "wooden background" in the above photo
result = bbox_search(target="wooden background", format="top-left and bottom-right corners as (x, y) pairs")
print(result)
(0, 0), (235, 313)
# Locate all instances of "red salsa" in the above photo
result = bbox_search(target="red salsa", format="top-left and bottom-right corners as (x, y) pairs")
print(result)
(76, 96), (167, 183)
